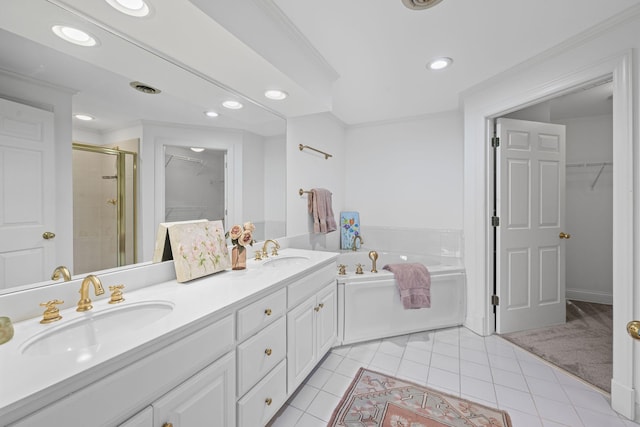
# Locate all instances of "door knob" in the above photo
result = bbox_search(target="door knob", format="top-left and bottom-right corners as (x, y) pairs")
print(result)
(559, 232), (571, 239)
(628, 321), (640, 340)
(42, 231), (56, 240)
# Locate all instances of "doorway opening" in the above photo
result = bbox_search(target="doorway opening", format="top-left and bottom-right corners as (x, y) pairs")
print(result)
(163, 145), (227, 225)
(493, 81), (614, 392)
(72, 142), (138, 275)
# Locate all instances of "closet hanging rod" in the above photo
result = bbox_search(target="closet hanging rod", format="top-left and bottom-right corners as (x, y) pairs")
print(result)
(299, 144), (332, 159)
(165, 154), (205, 167)
(299, 188), (312, 196)
(566, 161), (613, 168)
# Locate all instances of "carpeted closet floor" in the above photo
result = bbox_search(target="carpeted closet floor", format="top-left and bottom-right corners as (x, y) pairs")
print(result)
(500, 300), (612, 393)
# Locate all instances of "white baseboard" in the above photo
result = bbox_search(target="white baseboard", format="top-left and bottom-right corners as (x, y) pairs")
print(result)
(611, 378), (636, 421)
(566, 288), (612, 305)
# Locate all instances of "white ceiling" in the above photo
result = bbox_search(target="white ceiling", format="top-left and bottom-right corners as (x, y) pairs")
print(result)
(193, 0), (637, 124)
(1, 0), (636, 132)
(0, 0), (286, 136)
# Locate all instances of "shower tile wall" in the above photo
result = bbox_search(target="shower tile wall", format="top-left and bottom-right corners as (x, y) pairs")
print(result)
(72, 150), (118, 274)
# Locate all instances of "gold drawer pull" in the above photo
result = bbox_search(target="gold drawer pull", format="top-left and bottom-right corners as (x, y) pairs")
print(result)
(163, 423), (173, 427)
(265, 397), (273, 406)
(314, 306), (320, 312)
(319, 303), (324, 309)
(265, 348), (272, 356)
(265, 308), (272, 316)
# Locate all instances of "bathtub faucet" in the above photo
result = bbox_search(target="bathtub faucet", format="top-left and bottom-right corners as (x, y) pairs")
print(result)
(351, 235), (363, 251)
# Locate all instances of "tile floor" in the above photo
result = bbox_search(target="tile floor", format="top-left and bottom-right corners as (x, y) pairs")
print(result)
(268, 326), (640, 427)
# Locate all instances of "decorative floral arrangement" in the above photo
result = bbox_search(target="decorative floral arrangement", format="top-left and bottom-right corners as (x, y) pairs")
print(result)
(226, 221), (256, 254)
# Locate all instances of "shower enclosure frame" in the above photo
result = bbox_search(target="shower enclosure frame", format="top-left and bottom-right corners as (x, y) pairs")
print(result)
(72, 142), (138, 269)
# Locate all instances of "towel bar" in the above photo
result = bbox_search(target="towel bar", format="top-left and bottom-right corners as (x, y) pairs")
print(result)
(298, 144), (332, 159)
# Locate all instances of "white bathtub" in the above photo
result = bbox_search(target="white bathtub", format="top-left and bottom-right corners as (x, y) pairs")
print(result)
(336, 249), (465, 345)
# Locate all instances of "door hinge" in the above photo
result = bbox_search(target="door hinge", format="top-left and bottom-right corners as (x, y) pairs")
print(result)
(491, 216), (500, 227)
(491, 136), (500, 148)
(491, 295), (500, 306)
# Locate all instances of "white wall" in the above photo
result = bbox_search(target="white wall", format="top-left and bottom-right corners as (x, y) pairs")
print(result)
(242, 132), (266, 240)
(264, 135), (286, 239)
(559, 115), (613, 304)
(344, 111), (464, 230)
(286, 113), (346, 250)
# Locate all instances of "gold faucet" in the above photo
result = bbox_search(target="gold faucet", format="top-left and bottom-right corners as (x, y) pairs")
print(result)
(51, 265), (71, 282)
(77, 274), (105, 312)
(351, 235), (364, 251)
(262, 239), (280, 257)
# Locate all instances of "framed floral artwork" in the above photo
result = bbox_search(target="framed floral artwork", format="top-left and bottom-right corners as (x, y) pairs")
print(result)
(164, 220), (231, 282)
(152, 219), (208, 263)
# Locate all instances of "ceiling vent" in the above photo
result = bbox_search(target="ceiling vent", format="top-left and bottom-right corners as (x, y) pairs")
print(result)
(402, 0), (443, 10)
(129, 81), (161, 94)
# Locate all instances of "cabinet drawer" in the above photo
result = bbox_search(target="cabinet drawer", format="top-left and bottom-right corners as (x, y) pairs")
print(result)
(237, 359), (287, 427)
(237, 287), (286, 341)
(237, 316), (286, 396)
(288, 263), (336, 308)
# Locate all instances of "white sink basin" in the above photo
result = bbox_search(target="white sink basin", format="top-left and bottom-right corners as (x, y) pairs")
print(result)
(262, 256), (311, 268)
(21, 301), (174, 356)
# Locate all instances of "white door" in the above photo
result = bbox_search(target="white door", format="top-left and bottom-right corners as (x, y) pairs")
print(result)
(0, 97), (55, 290)
(495, 118), (567, 334)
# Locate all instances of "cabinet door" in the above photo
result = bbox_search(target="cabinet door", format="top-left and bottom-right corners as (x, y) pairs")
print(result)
(317, 282), (337, 358)
(287, 295), (317, 392)
(153, 352), (235, 427)
(119, 407), (153, 427)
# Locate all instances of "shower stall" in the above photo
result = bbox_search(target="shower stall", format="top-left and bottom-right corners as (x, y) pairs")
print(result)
(72, 143), (137, 275)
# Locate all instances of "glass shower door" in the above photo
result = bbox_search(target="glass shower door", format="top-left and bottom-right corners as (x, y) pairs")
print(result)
(72, 143), (137, 275)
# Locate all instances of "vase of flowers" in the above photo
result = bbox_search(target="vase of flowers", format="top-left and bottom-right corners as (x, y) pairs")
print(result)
(226, 222), (255, 270)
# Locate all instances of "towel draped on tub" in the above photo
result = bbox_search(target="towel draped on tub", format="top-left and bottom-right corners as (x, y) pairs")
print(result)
(308, 188), (337, 234)
(383, 263), (431, 309)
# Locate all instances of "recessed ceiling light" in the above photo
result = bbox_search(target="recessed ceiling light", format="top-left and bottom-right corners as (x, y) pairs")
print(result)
(222, 100), (243, 110)
(74, 114), (94, 121)
(52, 25), (98, 47)
(427, 57), (453, 70)
(190, 147), (205, 153)
(264, 89), (288, 101)
(105, 0), (151, 17)
(204, 111), (219, 118)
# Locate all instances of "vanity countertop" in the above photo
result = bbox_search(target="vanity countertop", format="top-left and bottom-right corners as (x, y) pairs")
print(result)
(0, 248), (338, 421)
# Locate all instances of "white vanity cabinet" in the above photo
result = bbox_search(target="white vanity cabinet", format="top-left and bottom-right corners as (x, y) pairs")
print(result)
(287, 279), (337, 392)
(10, 315), (235, 427)
(3, 250), (340, 427)
(152, 352), (235, 427)
(235, 288), (287, 427)
(119, 408), (153, 427)
(118, 352), (236, 427)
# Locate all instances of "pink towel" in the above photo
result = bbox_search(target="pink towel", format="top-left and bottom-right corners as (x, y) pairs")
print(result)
(383, 263), (431, 309)
(308, 188), (337, 234)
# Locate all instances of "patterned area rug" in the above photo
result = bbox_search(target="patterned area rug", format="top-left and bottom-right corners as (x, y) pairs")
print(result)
(329, 368), (512, 427)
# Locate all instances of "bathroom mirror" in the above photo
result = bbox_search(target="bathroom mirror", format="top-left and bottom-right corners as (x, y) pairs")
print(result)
(0, 0), (286, 292)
